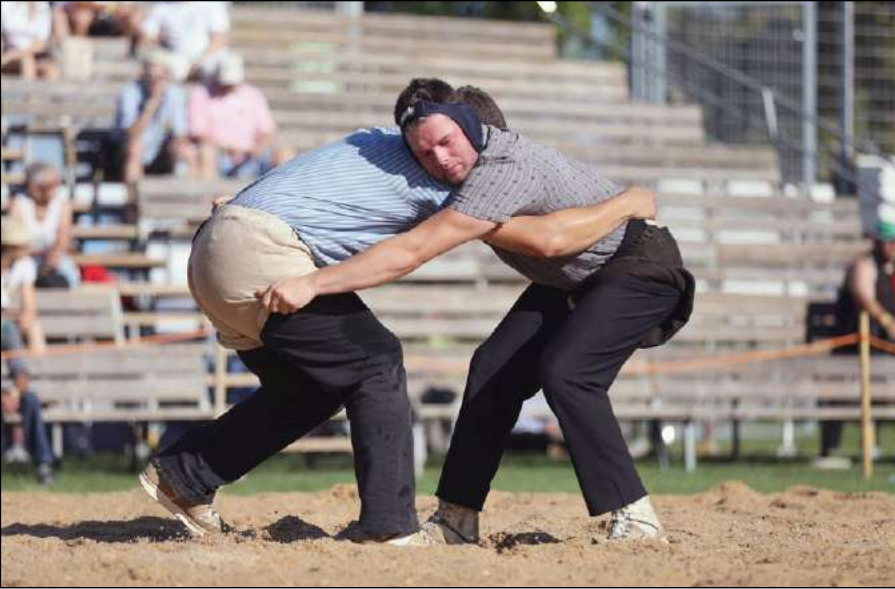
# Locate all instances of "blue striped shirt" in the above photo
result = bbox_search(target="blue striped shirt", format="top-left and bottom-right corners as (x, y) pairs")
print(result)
(229, 127), (454, 266)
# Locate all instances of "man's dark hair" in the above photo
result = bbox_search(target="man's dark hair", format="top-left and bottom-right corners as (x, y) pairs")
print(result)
(449, 85), (507, 129)
(393, 78), (455, 126)
(394, 78), (508, 130)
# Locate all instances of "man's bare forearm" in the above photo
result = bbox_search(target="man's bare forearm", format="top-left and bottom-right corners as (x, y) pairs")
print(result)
(127, 95), (162, 140)
(485, 186), (654, 257)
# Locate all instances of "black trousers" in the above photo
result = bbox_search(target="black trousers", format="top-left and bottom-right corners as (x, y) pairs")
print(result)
(438, 223), (693, 516)
(154, 293), (418, 537)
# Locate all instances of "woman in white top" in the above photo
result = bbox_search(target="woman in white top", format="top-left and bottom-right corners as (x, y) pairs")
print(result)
(8, 162), (80, 288)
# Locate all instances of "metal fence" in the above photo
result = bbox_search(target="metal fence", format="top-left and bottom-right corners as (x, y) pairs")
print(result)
(630, 1), (894, 189)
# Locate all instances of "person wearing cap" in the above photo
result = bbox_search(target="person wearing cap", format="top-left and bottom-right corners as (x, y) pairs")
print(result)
(818, 217), (895, 464)
(141, 79), (659, 544)
(115, 48), (195, 209)
(1, 216), (45, 355)
(257, 79), (695, 543)
(1, 216), (54, 484)
(189, 51), (292, 180)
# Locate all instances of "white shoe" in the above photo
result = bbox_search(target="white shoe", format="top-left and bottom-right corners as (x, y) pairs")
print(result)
(607, 496), (667, 542)
(812, 455), (852, 470)
(3, 445), (30, 465)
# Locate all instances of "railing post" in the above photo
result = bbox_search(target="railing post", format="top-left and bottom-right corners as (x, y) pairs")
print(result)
(801, 1), (818, 190)
(859, 311), (874, 480)
(838, 1), (855, 195)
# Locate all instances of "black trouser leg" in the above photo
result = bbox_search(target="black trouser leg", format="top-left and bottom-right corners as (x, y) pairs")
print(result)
(539, 272), (682, 515)
(156, 293), (417, 536)
(155, 345), (343, 504)
(437, 284), (569, 510)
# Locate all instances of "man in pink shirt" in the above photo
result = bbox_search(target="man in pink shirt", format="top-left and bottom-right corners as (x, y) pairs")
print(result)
(189, 51), (293, 179)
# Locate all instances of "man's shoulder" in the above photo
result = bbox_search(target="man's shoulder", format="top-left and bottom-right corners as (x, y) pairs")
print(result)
(482, 126), (545, 161)
(238, 84), (271, 105)
(342, 127), (405, 151)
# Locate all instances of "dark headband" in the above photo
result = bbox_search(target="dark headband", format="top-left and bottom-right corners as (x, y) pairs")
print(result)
(398, 100), (484, 153)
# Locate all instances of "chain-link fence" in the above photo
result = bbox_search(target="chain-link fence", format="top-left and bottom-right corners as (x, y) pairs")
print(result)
(640, 1), (894, 188)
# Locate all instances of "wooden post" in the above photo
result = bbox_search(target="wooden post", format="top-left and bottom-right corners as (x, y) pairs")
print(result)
(214, 343), (227, 417)
(859, 311), (874, 480)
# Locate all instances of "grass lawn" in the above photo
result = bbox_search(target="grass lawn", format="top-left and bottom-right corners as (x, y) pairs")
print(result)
(3, 424), (893, 495)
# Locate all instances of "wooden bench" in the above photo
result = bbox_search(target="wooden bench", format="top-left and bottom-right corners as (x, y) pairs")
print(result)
(72, 224), (140, 242)
(35, 287), (125, 344)
(1, 344), (212, 459)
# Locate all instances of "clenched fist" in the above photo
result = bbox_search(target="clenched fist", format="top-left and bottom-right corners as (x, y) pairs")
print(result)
(255, 274), (319, 314)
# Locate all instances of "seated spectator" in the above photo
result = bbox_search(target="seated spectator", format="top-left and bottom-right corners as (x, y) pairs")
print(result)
(190, 51), (293, 180)
(64, 2), (141, 36)
(817, 219), (895, 466)
(140, 1), (229, 81)
(1, 217), (54, 485)
(1, 1), (60, 80)
(1, 216), (46, 353)
(8, 163), (80, 288)
(115, 50), (195, 208)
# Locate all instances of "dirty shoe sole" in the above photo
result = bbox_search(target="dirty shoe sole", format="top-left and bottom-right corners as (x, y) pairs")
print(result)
(139, 469), (209, 538)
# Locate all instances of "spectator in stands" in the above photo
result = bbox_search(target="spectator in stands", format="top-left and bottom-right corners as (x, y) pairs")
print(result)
(115, 49), (195, 211)
(1, 1), (60, 80)
(140, 1), (229, 81)
(1, 217), (54, 485)
(818, 219), (895, 465)
(843, 220), (895, 343)
(190, 51), (292, 180)
(64, 2), (140, 36)
(8, 163), (80, 289)
(1, 216), (46, 353)
(63, 1), (143, 54)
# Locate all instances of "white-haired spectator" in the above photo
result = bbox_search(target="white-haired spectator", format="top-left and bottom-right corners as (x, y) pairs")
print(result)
(140, 1), (229, 81)
(8, 163), (80, 289)
(1, 1), (60, 80)
(115, 49), (196, 207)
(190, 51), (293, 180)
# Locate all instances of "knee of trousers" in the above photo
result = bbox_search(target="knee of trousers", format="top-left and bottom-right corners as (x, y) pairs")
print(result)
(463, 341), (519, 395)
(537, 349), (599, 402)
(364, 331), (405, 372)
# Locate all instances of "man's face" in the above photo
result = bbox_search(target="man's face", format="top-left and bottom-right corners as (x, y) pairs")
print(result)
(405, 114), (478, 185)
(881, 239), (895, 263)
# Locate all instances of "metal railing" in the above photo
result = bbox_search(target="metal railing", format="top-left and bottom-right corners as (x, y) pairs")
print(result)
(545, 2), (892, 194)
